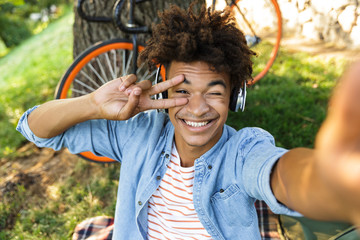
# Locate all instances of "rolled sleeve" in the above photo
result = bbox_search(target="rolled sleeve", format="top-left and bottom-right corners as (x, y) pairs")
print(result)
(16, 106), (49, 146)
(16, 106), (126, 160)
(241, 128), (302, 217)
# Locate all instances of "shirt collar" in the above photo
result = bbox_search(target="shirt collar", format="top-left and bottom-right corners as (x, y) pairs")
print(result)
(196, 125), (232, 165)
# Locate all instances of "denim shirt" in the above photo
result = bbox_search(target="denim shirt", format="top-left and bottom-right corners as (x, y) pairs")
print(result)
(17, 107), (300, 240)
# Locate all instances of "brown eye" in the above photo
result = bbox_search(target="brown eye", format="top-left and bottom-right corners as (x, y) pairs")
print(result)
(176, 90), (188, 94)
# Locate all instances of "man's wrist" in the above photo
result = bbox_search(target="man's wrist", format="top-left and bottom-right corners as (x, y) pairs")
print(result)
(81, 93), (103, 120)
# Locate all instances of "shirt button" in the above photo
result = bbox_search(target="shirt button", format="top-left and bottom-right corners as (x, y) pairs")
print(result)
(165, 154), (170, 158)
(138, 201), (142, 206)
(220, 189), (224, 193)
(156, 176), (161, 180)
(208, 165), (212, 170)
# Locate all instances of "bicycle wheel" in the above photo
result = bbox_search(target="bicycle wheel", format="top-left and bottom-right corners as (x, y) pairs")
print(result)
(55, 38), (165, 163)
(229, 0), (282, 84)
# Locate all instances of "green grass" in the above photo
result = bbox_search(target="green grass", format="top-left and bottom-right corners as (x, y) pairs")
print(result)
(0, 39), (10, 57)
(0, 9), (74, 157)
(0, 161), (119, 240)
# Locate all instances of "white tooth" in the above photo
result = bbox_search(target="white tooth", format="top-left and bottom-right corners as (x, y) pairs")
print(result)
(184, 120), (209, 127)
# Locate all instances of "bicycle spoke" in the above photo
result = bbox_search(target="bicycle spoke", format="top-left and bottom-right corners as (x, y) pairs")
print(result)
(146, 69), (157, 80)
(104, 51), (116, 80)
(141, 69), (150, 81)
(136, 62), (145, 75)
(124, 51), (133, 76)
(74, 78), (97, 92)
(122, 50), (126, 76)
(113, 50), (119, 78)
(96, 56), (110, 83)
(141, 69), (154, 82)
(233, 2), (256, 37)
(136, 62), (157, 82)
(71, 87), (90, 95)
(111, 50), (118, 79)
(79, 70), (101, 88)
(88, 62), (107, 85)
(137, 62), (147, 81)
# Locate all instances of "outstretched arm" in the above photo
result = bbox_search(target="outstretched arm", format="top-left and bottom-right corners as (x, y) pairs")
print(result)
(271, 61), (360, 225)
(28, 74), (188, 138)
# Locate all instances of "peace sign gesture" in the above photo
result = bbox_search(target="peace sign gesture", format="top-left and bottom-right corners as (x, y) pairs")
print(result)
(90, 74), (188, 120)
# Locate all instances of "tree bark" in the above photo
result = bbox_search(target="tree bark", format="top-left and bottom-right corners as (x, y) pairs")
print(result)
(72, 0), (205, 58)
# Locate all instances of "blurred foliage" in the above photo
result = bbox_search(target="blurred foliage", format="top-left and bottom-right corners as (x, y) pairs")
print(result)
(0, 0), (71, 49)
(0, 0), (24, 4)
(0, 14), (32, 48)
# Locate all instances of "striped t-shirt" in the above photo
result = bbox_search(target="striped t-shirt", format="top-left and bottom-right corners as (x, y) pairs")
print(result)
(147, 144), (212, 240)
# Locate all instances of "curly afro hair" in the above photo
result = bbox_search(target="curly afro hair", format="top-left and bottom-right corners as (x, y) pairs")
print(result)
(138, 3), (256, 92)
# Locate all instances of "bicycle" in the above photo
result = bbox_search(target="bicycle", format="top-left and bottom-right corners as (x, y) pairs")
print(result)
(55, 0), (282, 163)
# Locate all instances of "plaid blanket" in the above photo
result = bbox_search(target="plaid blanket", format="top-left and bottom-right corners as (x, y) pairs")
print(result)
(72, 216), (114, 240)
(255, 200), (280, 240)
(72, 200), (280, 240)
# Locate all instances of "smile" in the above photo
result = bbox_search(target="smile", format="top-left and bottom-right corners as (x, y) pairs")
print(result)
(183, 120), (210, 127)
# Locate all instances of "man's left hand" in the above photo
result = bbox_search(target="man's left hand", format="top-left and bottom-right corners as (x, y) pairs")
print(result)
(315, 60), (360, 225)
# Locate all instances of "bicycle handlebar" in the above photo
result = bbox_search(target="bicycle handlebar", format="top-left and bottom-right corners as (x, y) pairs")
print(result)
(77, 0), (150, 34)
(77, 0), (113, 22)
(113, 0), (150, 34)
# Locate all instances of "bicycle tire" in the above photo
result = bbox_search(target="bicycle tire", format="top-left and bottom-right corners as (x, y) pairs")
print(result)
(55, 38), (165, 163)
(230, 0), (282, 84)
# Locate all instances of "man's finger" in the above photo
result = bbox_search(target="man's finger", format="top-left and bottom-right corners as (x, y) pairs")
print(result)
(146, 97), (188, 110)
(148, 75), (184, 96)
(137, 80), (152, 90)
(119, 74), (137, 92)
(123, 80), (152, 96)
(119, 88), (141, 118)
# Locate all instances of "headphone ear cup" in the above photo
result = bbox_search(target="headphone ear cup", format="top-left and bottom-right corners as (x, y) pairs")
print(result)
(236, 81), (247, 112)
(236, 88), (244, 112)
(230, 81), (247, 112)
(229, 88), (238, 111)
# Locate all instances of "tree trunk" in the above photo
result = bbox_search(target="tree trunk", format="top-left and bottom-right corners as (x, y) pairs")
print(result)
(72, 0), (205, 58)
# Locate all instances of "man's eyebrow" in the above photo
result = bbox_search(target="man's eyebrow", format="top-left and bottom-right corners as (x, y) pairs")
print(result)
(183, 78), (191, 84)
(182, 78), (227, 88)
(208, 80), (227, 89)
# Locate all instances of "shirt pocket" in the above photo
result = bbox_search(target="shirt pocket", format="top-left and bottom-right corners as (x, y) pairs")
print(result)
(211, 184), (255, 227)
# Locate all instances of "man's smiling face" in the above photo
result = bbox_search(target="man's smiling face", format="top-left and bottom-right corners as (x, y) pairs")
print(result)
(167, 61), (231, 156)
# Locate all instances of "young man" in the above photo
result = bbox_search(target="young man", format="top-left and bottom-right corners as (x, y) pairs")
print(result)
(17, 4), (360, 240)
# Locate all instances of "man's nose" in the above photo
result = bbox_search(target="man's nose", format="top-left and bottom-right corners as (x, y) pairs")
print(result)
(186, 94), (210, 117)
